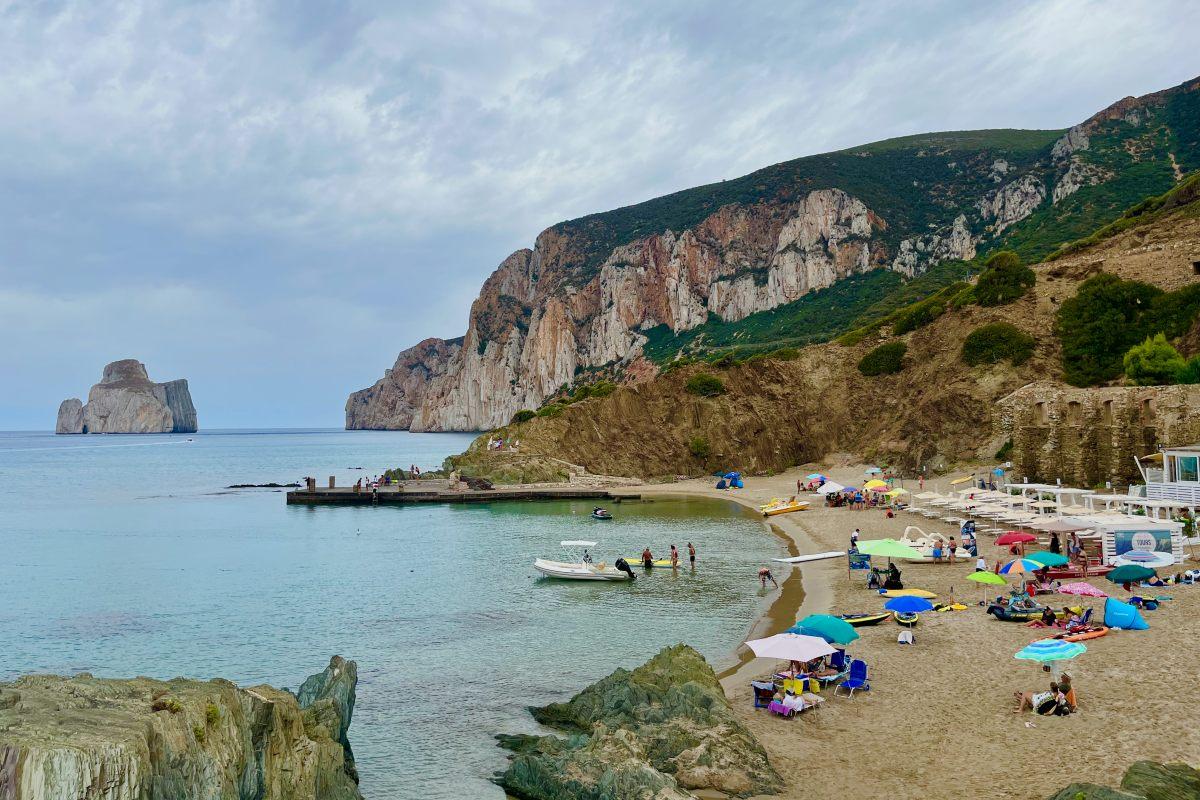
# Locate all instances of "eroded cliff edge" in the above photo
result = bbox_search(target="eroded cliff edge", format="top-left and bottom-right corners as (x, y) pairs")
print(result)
(56, 359), (198, 434)
(0, 655), (360, 800)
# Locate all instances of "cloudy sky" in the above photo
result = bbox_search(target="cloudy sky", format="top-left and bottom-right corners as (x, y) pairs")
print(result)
(2, 0), (1198, 430)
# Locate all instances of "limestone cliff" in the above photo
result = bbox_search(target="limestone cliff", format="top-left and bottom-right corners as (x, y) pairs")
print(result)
(0, 656), (361, 800)
(350, 75), (1200, 432)
(56, 359), (198, 434)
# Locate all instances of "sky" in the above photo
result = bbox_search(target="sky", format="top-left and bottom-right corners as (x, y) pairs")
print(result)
(2, 0), (1199, 430)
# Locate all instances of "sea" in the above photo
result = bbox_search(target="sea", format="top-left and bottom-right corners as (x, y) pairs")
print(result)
(0, 429), (787, 799)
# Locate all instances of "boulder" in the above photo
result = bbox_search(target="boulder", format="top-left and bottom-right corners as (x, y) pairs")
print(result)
(56, 359), (198, 434)
(496, 644), (781, 799)
(1048, 761), (1200, 800)
(296, 655), (358, 782)
(0, 657), (361, 800)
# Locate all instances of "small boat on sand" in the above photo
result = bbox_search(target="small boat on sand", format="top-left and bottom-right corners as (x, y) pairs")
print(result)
(894, 612), (920, 627)
(759, 498), (809, 517)
(840, 612), (892, 627)
(534, 541), (632, 581)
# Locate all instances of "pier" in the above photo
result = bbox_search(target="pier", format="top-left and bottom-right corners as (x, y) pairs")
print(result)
(286, 480), (638, 506)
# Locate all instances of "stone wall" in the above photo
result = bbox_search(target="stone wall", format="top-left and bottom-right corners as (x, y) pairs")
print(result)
(996, 381), (1200, 487)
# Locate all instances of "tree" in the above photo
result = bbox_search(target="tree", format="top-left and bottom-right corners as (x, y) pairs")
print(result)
(974, 250), (1036, 307)
(1123, 334), (1185, 385)
(685, 373), (726, 396)
(1055, 274), (1163, 386)
(961, 322), (1036, 366)
(1177, 355), (1200, 385)
(857, 341), (907, 376)
(511, 409), (536, 423)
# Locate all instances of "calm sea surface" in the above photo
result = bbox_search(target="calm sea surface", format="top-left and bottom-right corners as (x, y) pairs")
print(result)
(0, 429), (785, 799)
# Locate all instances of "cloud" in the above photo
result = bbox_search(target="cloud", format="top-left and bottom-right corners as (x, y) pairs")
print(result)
(0, 0), (1198, 427)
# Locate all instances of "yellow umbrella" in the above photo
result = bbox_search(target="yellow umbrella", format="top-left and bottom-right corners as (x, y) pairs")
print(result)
(886, 488), (909, 496)
(949, 475), (975, 485)
(864, 479), (888, 490)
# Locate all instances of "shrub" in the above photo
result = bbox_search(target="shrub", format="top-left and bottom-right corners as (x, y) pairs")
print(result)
(1123, 334), (1185, 385)
(205, 703), (220, 727)
(685, 373), (726, 396)
(151, 697), (183, 714)
(688, 436), (711, 459)
(536, 403), (565, 418)
(587, 380), (617, 398)
(1055, 274), (1164, 386)
(769, 347), (801, 361)
(961, 322), (1036, 366)
(857, 341), (907, 376)
(1177, 355), (1200, 384)
(891, 296), (947, 335)
(995, 438), (1013, 461)
(510, 409), (536, 424)
(193, 725), (206, 744)
(973, 250), (1036, 306)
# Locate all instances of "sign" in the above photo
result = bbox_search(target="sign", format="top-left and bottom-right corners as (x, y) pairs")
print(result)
(1112, 529), (1173, 556)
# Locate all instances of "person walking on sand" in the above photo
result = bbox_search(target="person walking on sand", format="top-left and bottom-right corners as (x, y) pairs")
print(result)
(851, 528), (860, 549)
(919, 474), (925, 491)
(688, 542), (696, 566)
(948, 536), (957, 564)
(670, 545), (679, 569)
(759, 567), (778, 588)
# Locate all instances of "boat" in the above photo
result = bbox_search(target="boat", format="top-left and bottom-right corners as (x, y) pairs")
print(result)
(894, 612), (920, 627)
(759, 498), (809, 517)
(987, 603), (1083, 622)
(1044, 562), (1114, 580)
(592, 508), (613, 520)
(533, 541), (632, 581)
(840, 612), (892, 626)
(897, 526), (974, 562)
(1061, 626), (1108, 642)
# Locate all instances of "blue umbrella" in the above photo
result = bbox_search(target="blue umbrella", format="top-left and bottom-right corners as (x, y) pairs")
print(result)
(843, 486), (859, 492)
(1015, 639), (1086, 663)
(805, 473), (826, 480)
(884, 596), (934, 613)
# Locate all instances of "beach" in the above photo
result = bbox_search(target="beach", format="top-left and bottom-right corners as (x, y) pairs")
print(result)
(624, 466), (1200, 800)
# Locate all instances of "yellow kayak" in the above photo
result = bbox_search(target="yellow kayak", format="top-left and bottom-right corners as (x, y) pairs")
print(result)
(881, 589), (938, 599)
(627, 557), (675, 567)
(762, 500), (809, 516)
(934, 603), (968, 612)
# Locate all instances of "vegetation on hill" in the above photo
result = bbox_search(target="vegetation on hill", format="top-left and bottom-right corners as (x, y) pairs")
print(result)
(972, 250), (1036, 306)
(1123, 334), (1187, 385)
(961, 323), (1036, 366)
(858, 341), (907, 376)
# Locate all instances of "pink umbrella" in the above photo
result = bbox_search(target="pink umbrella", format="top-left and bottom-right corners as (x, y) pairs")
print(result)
(1059, 582), (1108, 598)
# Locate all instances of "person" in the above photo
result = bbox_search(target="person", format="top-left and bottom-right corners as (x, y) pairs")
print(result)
(851, 528), (861, 548)
(1014, 682), (1062, 715)
(947, 536), (957, 564)
(932, 542), (943, 563)
(1058, 673), (1077, 712)
(975, 555), (988, 572)
(1063, 607), (1083, 632)
(641, 548), (654, 569)
(1069, 532), (1082, 562)
(885, 562), (903, 590)
(759, 567), (778, 588)
(1050, 532), (1061, 555)
(919, 474), (925, 491)
(797, 478), (803, 494)
(885, 508), (894, 519)
(1040, 607), (1057, 626)
(670, 544), (679, 569)
(582, 549), (593, 564)
(687, 542), (696, 565)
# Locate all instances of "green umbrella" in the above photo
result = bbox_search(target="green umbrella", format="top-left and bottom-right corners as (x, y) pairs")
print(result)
(967, 569), (1007, 603)
(792, 614), (859, 645)
(1027, 551), (1069, 567)
(1106, 564), (1156, 585)
(855, 538), (923, 560)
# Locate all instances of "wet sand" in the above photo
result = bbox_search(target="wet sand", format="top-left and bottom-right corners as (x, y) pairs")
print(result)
(623, 466), (1200, 799)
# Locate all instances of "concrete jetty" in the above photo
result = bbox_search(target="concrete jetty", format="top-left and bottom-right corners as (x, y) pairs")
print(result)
(285, 478), (637, 506)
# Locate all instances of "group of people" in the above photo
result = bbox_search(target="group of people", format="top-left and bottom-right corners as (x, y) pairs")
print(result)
(485, 436), (519, 451)
(640, 543), (696, 570)
(1014, 674), (1076, 716)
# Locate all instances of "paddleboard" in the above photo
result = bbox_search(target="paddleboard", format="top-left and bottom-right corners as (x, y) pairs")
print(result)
(628, 558), (674, 567)
(881, 589), (937, 599)
(772, 550), (846, 564)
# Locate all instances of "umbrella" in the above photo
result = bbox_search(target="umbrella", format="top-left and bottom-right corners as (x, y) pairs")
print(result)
(817, 481), (845, 495)
(1030, 500), (1058, 509)
(998, 558), (1043, 575)
(1037, 519), (1092, 533)
(1059, 582), (1107, 598)
(842, 486), (860, 492)
(884, 595), (934, 613)
(805, 473), (826, 481)
(1015, 639), (1086, 663)
(1106, 564), (1156, 585)
(788, 614), (859, 645)
(744, 632), (837, 662)
(1026, 551), (1069, 567)
(886, 488), (909, 496)
(864, 466), (882, 475)
(967, 571), (1007, 585)
(996, 532), (1037, 545)
(914, 491), (941, 500)
(855, 538), (923, 560)
(864, 479), (888, 488)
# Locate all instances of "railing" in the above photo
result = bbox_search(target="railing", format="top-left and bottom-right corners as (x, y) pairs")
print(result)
(1144, 482), (1200, 505)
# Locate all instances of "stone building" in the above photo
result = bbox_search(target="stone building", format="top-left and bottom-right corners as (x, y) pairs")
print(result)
(995, 381), (1200, 488)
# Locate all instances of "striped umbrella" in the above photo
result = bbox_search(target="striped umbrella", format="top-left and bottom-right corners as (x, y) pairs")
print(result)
(1015, 639), (1086, 663)
(998, 558), (1043, 575)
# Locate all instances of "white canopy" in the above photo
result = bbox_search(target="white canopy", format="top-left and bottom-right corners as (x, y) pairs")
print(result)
(745, 633), (837, 662)
(561, 540), (597, 547)
(817, 481), (845, 495)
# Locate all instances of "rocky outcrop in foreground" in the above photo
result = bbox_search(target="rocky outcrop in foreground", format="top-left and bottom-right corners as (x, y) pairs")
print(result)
(1048, 760), (1200, 799)
(56, 359), (198, 434)
(496, 644), (780, 800)
(0, 655), (360, 800)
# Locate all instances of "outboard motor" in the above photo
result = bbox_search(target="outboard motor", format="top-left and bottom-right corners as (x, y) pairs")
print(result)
(614, 558), (635, 579)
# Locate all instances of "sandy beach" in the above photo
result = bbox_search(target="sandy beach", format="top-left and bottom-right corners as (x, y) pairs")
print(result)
(622, 466), (1200, 800)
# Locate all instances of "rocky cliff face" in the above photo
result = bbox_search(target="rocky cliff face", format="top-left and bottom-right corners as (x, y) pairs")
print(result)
(56, 359), (198, 434)
(0, 656), (361, 800)
(496, 644), (780, 800)
(350, 76), (1200, 432)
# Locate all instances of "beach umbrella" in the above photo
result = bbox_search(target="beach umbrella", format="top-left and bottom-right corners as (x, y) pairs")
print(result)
(863, 479), (888, 490)
(855, 538), (923, 560)
(967, 569), (1008, 603)
(884, 595), (934, 613)
(1106, 564), (1156, 585)
(864, 466), (882, 475)
(1030, 500), (1059, 509)
(998, 558), (1043, 576)
(886, 487), (909, 496)
(1037, 519), (1092, 533)
(744, 632), (837, 663)
(817, 481), (845, 495)
(842, 485), (859, 492)
(914, 491), (941, 500)
(1026, 551), (1069, 567)
(789, 614), (859, 645)
(1059, 582), (1107, 598)
(995, 532), (1037, 545)
(1014, 639), (1086, 664)
(805, 473), (826, 481)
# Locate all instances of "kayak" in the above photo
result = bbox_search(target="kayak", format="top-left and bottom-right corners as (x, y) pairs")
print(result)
(628, 558), (674, 567)
(1061, 626), (1108, 642)
(881, 589), (937, 599)
(894, 612), (920, 627)
(933, 603), (968, 612)
(840, 612), (893, 627)
(761, 500), (809, 517)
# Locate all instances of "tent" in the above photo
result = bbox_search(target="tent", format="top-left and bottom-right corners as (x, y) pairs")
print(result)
(1104, 597), (1149, 631)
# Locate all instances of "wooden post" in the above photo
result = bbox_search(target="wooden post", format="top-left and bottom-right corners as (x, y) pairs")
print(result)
(328, 476), (336, 489)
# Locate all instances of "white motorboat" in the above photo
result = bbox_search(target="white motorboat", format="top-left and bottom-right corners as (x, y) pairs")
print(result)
(533, 540), (633, 581)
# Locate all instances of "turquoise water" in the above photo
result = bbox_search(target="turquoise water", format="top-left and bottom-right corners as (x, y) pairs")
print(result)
(0, 430), (785, 799)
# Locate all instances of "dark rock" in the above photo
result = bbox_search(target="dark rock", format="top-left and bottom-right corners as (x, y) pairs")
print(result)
(1048, 761), (1200, 800)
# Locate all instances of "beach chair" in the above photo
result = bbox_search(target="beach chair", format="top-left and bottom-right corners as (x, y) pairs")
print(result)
(751, 681), (775, 709)
(835, 660), (870, 698)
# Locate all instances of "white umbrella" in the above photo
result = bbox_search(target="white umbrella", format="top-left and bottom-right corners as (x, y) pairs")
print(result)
(817, 481), (845, 495)
(745, 633), (837, 662)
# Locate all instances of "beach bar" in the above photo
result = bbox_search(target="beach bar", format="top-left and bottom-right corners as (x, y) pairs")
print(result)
(1140, 444), (1200, 507)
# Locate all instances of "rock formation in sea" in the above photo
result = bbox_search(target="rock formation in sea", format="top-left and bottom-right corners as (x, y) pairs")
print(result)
(496, 644), (780, 799)
(1047, 760), (1200, 799)
(347, 75), (1200, 433)
(0, 655), (361, 800)
(55, 359), (198, 434)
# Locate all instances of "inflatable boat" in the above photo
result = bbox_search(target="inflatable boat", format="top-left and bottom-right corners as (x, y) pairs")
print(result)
(987, 603), (1083, 622)
(840, 612), (892, 627)
(1061, 626), (1108, 642)
(894, 612), (920, 627)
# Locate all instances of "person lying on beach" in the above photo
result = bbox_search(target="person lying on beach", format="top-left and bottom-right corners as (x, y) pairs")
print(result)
(1026, 607), (1058, 628)
(1014, 682), (1064, 715)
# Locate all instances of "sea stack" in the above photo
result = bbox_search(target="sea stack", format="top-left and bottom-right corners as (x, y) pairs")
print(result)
(56, 359), (198, 434)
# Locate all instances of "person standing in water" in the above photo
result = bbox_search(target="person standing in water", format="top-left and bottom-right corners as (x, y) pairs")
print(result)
(641, 547), (654, 569)
(670, 544), (679, 569)
(687, 542), (696, 566)
(759, 567), (778, 588)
